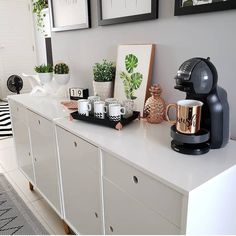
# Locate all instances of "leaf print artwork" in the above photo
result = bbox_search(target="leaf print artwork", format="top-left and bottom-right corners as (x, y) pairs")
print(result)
(120, 54), (143, 100)
(125, 54), (138, 73)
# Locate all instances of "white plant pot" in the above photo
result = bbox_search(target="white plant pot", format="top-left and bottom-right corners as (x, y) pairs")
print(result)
(54, 74), (70, 85)
(93, 81), (114, 101)
(38, 73), (53, 85)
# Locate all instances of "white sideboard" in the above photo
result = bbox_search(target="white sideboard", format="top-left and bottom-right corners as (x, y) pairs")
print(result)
(8, 94), (70, 217)
(8, 94), (236, 235)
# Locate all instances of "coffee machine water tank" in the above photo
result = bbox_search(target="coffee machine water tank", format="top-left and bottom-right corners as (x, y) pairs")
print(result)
(175, 57), (230, 149)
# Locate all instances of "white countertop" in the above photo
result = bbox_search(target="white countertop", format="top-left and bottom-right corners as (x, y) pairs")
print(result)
(55, 117), (236, 195)
(8, 94), (70, 121)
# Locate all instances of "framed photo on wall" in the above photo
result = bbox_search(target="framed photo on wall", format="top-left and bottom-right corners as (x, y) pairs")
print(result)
(49, 0), (91, 32)
(114, 44), (155, 117)
(98, 0), (158, 26)
(175, 0), (236, 16)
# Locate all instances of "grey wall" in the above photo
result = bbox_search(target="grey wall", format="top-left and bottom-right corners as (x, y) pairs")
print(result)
(51, 0), (236, 138)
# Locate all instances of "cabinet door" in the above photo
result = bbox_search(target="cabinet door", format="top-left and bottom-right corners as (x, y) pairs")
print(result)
(9, 100), (35, 183)
(28, 111), (61, 214)
(56, 126), (103, 235)
(104, 179), (180, 235)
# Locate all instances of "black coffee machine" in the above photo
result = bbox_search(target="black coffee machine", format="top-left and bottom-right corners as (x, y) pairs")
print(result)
(171, 57), (230, 155)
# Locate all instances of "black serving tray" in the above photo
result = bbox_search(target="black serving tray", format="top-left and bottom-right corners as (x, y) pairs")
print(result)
(70, 111), (140, 130)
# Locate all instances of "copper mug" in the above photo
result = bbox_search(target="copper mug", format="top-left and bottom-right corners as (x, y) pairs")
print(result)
(166, 99), (203, 134)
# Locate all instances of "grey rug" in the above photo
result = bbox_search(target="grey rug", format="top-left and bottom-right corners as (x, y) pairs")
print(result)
(0, 174), (49, 235)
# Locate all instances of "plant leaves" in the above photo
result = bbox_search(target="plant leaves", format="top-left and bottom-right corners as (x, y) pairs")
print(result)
(34, 64), (53, 73)
(93, 59), (116, 82)
(120, 72), (132, 99)
(183, 0), (193, 7)
(131, 72), (143, 90)
(125, 54), (138, 73)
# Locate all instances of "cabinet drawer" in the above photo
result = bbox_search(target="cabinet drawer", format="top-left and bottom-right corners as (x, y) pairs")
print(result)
(104, 179), (180, 235)
(103, 152), (183, 227)
(56, 126), (100, 172)
(9, 100), (27, 122)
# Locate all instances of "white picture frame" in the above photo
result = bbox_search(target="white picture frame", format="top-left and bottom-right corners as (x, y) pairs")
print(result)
(114, 44), (155, 117)
(49, 0), (91, 32)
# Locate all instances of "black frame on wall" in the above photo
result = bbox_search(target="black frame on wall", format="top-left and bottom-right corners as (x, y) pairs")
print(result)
(175, 0), (236, 16)
(45, 38), (53, 66)
(98, 0), (158, 26)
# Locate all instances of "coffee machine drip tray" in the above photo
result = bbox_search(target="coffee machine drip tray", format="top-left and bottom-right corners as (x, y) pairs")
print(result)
(170, 125), (210, 155)
(171, 140), (210, 155)
(171, 125), (209, 144)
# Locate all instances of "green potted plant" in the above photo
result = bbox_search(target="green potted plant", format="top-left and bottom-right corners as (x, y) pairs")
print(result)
(54, 63), (70, 85)
(34, 64), (53, 85)
(93, 59), (116, 100)
(32, 0), (48, 33)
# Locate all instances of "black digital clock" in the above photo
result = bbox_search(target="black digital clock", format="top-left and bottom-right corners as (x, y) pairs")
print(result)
(69, 88), (89, 100)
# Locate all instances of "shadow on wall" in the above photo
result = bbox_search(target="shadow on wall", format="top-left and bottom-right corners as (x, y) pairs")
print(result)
(154, 44), (185, 103)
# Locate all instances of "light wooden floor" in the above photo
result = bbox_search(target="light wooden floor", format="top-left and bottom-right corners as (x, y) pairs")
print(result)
(0, 137), (66, 235)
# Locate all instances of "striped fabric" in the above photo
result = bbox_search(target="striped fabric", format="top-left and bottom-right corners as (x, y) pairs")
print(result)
(0, 102), (12, 139)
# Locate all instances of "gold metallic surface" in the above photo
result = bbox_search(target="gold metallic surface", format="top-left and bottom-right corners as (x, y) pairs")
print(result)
(166, 100), (202, 134)
(144, 84), (166, 124)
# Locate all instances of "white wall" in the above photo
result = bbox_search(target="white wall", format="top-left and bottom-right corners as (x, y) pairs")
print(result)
(0, 0), (36, 99)
(51, 0), (236, 138)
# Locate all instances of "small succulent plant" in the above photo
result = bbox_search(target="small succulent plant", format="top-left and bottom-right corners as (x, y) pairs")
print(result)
(54, 63), (69, 74)
(93, 59), (116, 82)
(34, 64), (53, 73)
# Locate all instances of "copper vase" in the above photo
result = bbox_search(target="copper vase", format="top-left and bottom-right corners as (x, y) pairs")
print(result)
(144, 84), (166, 124)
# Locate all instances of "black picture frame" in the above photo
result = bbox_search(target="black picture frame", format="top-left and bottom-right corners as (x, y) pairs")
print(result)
(98, 0), (158, 26)
(45, 37), (53, 65)
(49, 0), (91, 32)
(175, 0), (236, 16)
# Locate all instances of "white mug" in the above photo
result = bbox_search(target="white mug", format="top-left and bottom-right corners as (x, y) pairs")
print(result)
(78, 99), (91, 116)
(122, 99), (135, 119)
(94, 101), (107, 119)
(88, 96), (100, 115)
(109, 104), (126, 121)
(105, 98), (119, 116)
(105, 98), (118, 105)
